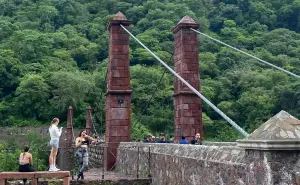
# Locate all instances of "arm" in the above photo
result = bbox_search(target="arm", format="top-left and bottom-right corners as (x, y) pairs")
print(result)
(56, 126), (62, 137)
(84, 135), (94, 141)
(29, 154), (33, 166)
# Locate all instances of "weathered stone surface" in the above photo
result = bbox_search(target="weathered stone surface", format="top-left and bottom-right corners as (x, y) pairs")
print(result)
(116, 142), (300, 185)
(238, 110), (300, 150)
(247, 110), (300, 140)
(85, 106), (92, 135)
(117, 142), (246, 185)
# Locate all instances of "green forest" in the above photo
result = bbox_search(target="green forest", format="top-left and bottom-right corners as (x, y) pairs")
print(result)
(1, 0), (300, 141)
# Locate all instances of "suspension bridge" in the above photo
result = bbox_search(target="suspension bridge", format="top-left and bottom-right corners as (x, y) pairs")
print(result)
(1, 11), (300, 185)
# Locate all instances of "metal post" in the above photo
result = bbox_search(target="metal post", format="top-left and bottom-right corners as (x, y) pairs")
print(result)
(148, 147), (151, 178)
(5, 149), (8, 170)
(37, 149), (39, 170)
(102, 146), (104, 180)
(137, 147), (140, 178)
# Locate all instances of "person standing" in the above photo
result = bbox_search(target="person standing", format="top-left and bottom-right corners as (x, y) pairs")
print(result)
(75, 130), (95, 180)
(143, 133), (153, 143)
(179, 136), (188, 144)
(19, 145), (35, 184)
(48, 118), (62, 171)
(191, 133), (202, 145)
(158, 133), (167, 143)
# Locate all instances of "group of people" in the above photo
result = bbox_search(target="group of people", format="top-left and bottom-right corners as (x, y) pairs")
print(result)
(18, 117), (99, 183)
(141, 133), (202, 145)
(179, 133), (202, 145)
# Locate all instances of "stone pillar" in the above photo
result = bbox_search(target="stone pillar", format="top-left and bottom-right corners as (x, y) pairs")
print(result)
(86, 106), (92, 135)
(172, 16), (203, 143)
(105, 11), (131, 170)
(238, 110), (300, 185)
(66, 106), (73, 147)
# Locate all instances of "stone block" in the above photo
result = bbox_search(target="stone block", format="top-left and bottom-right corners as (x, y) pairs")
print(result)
(108, 108), (130, 120)
(110, 126), (130, 137)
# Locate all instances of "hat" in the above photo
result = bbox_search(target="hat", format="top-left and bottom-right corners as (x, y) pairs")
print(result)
(146, 133), (153, 137)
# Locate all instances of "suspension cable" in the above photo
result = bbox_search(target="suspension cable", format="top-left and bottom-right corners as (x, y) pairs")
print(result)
(89, 111), (99, 137)
(190, 28), (300, 79)
(120, 24), (249, 137)
(89, 66), (108, 142)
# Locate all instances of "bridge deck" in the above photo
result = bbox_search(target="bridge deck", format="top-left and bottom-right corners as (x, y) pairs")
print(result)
(75, 168), (136, 181)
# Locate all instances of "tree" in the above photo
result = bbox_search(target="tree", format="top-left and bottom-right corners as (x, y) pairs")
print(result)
(15, 74), (50, 119)
(0, 49), (21, 97)
(48, 71), (93, 111)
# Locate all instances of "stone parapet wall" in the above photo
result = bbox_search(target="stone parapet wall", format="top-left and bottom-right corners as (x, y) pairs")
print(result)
(116, 142), (300, 185)
(116, 142), (247, 185)
(203, 141), (237, 146)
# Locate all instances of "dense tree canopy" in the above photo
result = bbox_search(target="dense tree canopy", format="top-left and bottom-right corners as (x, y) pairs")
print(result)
(1, 0), (300, 141)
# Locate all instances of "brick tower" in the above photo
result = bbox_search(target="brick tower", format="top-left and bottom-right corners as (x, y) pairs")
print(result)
(172, 16), (203, 142)
(104, 12), (132, 170)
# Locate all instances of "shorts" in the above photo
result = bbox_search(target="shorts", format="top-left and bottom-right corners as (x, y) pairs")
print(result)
(50, 138), (59, 148)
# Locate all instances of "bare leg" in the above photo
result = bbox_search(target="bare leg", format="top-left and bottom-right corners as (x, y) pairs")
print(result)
(49, 147), (53, 166)
(53, 149), (58, 167)
(49, 147), (58, 167)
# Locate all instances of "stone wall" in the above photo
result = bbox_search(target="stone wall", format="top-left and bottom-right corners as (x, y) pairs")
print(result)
(116, 142), (247, 185)
(116, 142), (300, 185)
(88, 145), (104, 167)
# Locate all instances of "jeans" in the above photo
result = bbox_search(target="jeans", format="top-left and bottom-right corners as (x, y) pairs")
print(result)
(76, 148), (89, 174)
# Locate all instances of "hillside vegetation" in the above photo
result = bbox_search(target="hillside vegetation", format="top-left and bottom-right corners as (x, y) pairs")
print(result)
(1, 0), (300, 141)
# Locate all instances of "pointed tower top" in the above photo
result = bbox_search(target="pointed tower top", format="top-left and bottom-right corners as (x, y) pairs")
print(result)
(108, 11), (131, 29)
(237, 110), (300, 150)
(247, 110), (300, 140)
(178, 15), (196, 24)
(172, 15), (199, 33)
(113, 11), (127, 20)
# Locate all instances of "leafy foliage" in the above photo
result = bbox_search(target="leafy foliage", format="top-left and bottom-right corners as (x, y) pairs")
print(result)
(0, 0), (300, 142)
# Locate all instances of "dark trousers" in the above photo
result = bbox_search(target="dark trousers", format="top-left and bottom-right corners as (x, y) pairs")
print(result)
(19, 164), (35, 184)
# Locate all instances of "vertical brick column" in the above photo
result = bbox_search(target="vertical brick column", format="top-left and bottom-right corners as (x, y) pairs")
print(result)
(86, 106), (92, 135)
(172, 16), (203, 143)
(66, 106), (73, 147)
(105, 12), (131, 170)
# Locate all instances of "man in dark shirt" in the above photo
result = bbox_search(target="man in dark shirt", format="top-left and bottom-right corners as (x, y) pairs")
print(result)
(158, 133), (167, 143)
(143, 133), (153, 143)
(191, 133), (202, 145)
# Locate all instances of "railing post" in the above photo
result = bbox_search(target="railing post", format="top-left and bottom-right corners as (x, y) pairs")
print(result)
(102, 146), (105, 180)
(148, 147), (151, 178)
(137, 147), (139, 178)
(5, 149), (8, 170)
(36, 149), (40, 171)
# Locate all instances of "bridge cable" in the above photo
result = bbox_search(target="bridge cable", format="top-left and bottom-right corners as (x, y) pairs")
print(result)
(120, 24), (249, 137)
(89, 111), (99, 136)
(131, 52), (173, 130)
(88, 67), (108, 142)
(190, 28), (300, 79)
